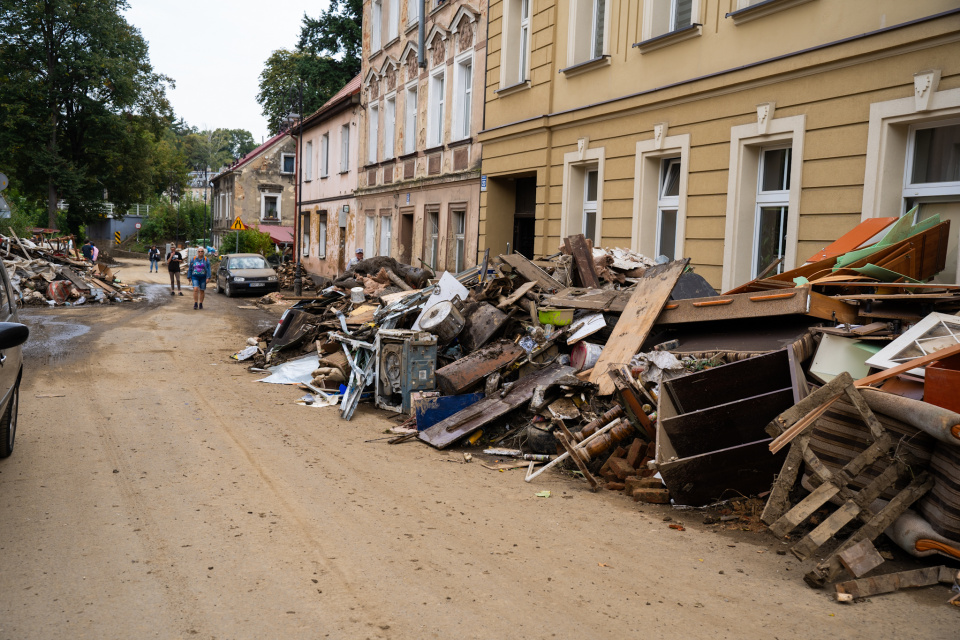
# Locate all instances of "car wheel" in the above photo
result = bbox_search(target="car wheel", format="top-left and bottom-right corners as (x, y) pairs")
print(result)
(216, 277), (223, 294)
(225, 280), (235, 298)
(0, 378), (20, 459)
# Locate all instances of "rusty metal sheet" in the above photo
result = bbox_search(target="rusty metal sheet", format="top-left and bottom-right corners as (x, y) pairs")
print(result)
(435, 339), (524, 395)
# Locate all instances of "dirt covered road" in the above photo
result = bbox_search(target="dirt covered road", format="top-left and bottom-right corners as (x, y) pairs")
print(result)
(0, 259), (955, 639)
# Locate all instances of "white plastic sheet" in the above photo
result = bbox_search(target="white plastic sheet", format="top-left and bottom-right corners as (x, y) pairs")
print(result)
(256, 353), (320, 384)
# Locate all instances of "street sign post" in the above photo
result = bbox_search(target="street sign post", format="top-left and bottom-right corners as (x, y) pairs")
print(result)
(230, 217), (246, 253)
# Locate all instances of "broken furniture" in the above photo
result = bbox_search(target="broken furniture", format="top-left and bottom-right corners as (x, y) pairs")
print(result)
(654, 349), (800, 506)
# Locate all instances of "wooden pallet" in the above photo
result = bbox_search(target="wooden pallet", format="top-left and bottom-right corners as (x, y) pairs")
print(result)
(760, 372), (934, 588)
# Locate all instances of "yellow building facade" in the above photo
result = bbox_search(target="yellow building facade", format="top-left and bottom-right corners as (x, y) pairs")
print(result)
(479, 0), (960, 290)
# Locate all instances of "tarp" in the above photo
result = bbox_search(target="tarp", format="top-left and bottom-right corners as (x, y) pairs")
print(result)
(256, 224), (295, 245)
(257, 353), (319, 384)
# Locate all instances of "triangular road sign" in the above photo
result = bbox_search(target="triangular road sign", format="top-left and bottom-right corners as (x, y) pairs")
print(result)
(230, 216), (246, 231)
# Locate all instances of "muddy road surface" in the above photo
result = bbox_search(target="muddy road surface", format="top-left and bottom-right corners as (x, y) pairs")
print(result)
(0, 259), (955, 639)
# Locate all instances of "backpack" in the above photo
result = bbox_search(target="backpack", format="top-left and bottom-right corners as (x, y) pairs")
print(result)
(191, 258), (207, 278)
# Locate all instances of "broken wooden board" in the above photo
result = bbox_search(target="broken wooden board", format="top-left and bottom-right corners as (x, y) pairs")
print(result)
(835, 566), (957, 600)
(564, 234), (600, 289)
(497, 281), (537, 309)
(837, 539), (885, 578)
(58, 266), (90, 292)
(419, 363), (575, 449)
(435, 339), (524, 395)
(543, 287), (626, 312)
(498, 253), (563, 293)
(590, 260), (688, 396)
(655, 288), (858, 325)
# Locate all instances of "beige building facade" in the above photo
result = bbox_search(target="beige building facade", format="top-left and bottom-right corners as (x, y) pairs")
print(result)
(210, 132), (297, 249)
(480, 0), (960, 290)
(357, 0), (487, 272)
(296, 76), (362, 278)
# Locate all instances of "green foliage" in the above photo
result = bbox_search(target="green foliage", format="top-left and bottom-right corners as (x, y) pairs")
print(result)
(222, 228), (277, 256)
(3, 187), (50, 239)
(136, 195), (210, 245)
(0, 0), (176, 232)
(257, 0), (362, 133)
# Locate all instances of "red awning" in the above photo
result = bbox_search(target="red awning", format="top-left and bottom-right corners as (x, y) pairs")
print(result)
(256, 225), (295, 245)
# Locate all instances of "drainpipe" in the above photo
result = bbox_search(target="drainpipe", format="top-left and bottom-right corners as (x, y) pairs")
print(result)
(417, 0), (426, 68)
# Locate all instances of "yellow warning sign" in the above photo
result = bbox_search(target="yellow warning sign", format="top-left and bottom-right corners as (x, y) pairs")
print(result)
(230, 217), (246, 231)
(114, 231), (121, 244)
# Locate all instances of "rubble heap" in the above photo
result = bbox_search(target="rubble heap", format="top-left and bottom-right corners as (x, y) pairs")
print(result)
(236, 213), (960, 603)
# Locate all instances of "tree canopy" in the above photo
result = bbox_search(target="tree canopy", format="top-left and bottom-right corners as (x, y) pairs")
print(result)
(257, 0), (362, 134)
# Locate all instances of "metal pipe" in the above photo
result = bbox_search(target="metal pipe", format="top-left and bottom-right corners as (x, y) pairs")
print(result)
(417, 0), (426, 68)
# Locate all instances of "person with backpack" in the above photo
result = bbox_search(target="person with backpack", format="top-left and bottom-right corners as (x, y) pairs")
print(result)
(188, 248), (212, 310)
(166, 245), (184, 296)
(147, 245), (161, 272)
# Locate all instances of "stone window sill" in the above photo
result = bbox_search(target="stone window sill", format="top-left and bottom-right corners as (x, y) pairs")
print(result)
(633, 24), (702, 54)
(496, 80), (531, 97)
(726, 0), (816, 25)
(559, 55), (610, 78)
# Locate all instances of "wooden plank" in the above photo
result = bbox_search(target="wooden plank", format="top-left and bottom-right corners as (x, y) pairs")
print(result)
(566, 234), (600, 289)
(418, 363), (574, 449)
(851, 322), (889, 335)
(498, 253), (564, 292)
(590, 260), (688, 396)
(654, 288), (810, 325)
(769, 482), (840, 538)
(542, 287), (623, 311)
(837, 540), (885, 579)
(855, 341), (960, 387)
(835, 566), (951, 599)
(761, 442), (806, 525)
(807, 290), (860, 324)
(497, 281), (537, 309)
(59, 266), (91, 292)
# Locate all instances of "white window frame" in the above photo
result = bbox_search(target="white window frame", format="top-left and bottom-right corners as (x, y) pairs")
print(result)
(453, 209), (466, 272)
(304, 140), (313, 181)
(561, 141), (605, 245)
(371, 0), (383, 51)
(752, 146), (792, 278)
(320, 133), (329, 177)
(302, 212), (311, 258)
(384, 93), (396, 160)
(317, 212), (327, 259)
(656, 158), (681, 260)
(404, 81), (418, 154)
(582, 170), (598, 242)
(408, 0), (420, 25)
(453, 51), (473, 142)
(722, 114), (805, 291)
(428, 67), (446, 148)
(387, 0), (399, 41)
(380, 214), (392, 256)
(368, 103), (379, 165)
(902, 118), (960, 200)
(341, 124), (351, 173)
(427, 209), (440, 269)
(567, 0), (610, 67)
(365, 213), (377, 257)
(500, 0), (532, 88)
(280, 153), (296, 175)
(260, 192), (281, 221)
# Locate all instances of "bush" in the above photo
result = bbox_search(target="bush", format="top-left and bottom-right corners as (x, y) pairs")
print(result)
(137, 195), (211, 245)
(220, 227), (276, 256)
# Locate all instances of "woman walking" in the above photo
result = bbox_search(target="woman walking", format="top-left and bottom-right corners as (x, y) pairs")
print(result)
(166, 245), (184, 296)
(188, 248), (212, 310)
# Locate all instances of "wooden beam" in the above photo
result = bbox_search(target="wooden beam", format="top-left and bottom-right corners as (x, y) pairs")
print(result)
(566, 234), (600, 289)
(498, 253), (563, 292)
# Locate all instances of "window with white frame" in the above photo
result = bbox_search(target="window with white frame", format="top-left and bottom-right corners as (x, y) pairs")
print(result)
(365, 213), (377, 256)
(321, 133), (329, 177)
(341, 124), (351, 172)
(453, 209), (466, 271)
(368, 103), (379, 164)
(304, 141), (313, 180)
(644, 0), (698, 40)
(569, 0), (609, 66)
(317, 211), (327, 259)
(753, 147), (792, 277)
(301, 212), (311, 258)
(408, 0), (419, 25)
(388, 0), (399, 41)
(372, 0), (383, 51)
(453, 54), (472, 141)
(384, 94), (396, 159)
(427, 210), (440, 268)
(582, 170), (599, 244)
(404, 81), (418, 154)
(501, 0), (532, 87)
(656, 158), (681, 260)
(380, 214), (392, 256)
(281, 153), (295, 174)
(428, 68), (445, 148)
(261, 192), (280, 221)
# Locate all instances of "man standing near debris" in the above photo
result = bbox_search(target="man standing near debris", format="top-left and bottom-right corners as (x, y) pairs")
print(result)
(81, 241), (93, 263)
(147, 245), (160, 272)
(166, 245), (184, 296)
(347, 248), (363, 270)
(188, 248), (212, 310)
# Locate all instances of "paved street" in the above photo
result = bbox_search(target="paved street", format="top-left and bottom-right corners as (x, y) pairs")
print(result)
(0, 260), (955, 639)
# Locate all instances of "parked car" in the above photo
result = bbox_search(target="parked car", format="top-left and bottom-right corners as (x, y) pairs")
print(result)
(216, 253), (279, 297)
(0, 260), (29, 458)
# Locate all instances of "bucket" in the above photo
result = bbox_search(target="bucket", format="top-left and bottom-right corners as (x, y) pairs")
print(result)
(350, 287), (365, 303)
(571, 341), (603, 371)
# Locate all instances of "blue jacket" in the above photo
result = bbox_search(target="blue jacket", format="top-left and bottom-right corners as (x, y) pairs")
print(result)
(188, 257), (211, 280)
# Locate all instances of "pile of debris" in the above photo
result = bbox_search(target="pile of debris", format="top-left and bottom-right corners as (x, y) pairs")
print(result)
(236, 213), (960, 604)
(1, 231), (143, 305)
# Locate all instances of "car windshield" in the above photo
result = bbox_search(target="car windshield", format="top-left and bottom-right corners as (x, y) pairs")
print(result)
(230, 257), (270, 270)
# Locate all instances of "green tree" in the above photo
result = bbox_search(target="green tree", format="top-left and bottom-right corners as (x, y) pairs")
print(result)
(257, 0), (362, 133)
(0, 0), (174, 232)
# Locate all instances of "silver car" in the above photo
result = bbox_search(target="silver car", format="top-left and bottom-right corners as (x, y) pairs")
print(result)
(0, 261), (28, 457)
(216, 253), (280, 297)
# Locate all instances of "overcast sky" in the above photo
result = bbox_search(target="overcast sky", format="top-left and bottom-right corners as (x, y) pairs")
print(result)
(123, 1), (330, 143)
